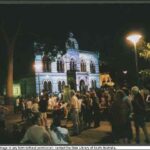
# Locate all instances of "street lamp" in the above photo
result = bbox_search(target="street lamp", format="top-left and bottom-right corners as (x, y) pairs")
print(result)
(34, 62), (43, 96)
(123, 70), (128, 75)
(122, 70), (128, 85)
(126, 33), (142, 84)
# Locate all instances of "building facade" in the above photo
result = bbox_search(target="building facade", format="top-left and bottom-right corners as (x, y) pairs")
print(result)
(34, 33), (100, 95)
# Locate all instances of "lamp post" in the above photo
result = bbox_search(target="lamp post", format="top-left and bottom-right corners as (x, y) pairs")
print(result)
(34, 62), (43, 96)
(126, 33), (142, 84)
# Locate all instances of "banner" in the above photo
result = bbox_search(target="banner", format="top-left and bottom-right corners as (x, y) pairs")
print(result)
(0, 146), (150, 150)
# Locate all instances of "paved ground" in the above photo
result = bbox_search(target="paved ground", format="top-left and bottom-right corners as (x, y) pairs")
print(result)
(4, 105), (150, 145)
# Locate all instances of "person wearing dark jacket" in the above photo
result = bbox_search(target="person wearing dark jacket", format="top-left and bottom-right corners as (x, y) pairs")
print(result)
(131, 86), (149, 144)
(110, 90), (132, 143)
(90, 92), (100, 128)
(39, 93), (48, 127)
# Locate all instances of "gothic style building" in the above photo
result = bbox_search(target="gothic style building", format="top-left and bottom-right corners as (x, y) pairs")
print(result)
(34, 33), (100, 95)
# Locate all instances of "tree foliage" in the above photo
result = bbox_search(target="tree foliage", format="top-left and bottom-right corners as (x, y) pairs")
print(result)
(139, 69), (150, 89)
(138, 41), (150, 62)
(33, 42), (66, 61)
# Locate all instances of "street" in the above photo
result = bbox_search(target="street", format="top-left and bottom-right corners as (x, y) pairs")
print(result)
(5, 105), (150, 145)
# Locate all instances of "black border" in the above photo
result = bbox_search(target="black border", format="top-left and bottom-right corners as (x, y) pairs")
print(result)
(0, 0), (150, 4)
(0, 1), (150, 149)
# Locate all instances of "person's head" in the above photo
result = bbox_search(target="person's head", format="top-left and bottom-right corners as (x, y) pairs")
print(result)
(131, 86), (139, 96)
(86, 93), (90, 99)
(51, 119), (61, 129)
(76, 92), (80, 99)
(70, 90), (75, 97)
(122, 87), (129, 96)
(31, 113), (41, 125)
(90, 91), (97, 98)
(44, 92), (49, 100)
(115, 90), (125, 102)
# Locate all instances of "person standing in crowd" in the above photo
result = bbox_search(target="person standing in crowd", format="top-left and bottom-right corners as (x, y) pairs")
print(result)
(39, 93), (48, 127)
(90, 91), (100, 128)
(25, 99), (33, 120)
(76, 93), (83, 130)
(0, 105), (9, 129)
(20, 98), (26, 121)
(31, 99), (39, 116)
(52, 101), (63, 127)
(122, 87), (133, 143)
(84, 93), (93, 129)
(131, 86), (149, 144)
(14, 97), (20, 114)
(99, 96), (107, 121)
(110, 90), (131, 143)
(70, 90), (80, 136)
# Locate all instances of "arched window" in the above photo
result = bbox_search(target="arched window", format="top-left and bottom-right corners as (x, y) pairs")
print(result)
(57, 59), (64, 73)
(42, 55), (47, 72)
(90, 61), (96, 73)
(91, 80), (94, 89)
(81, 60), (86, 72)
(42, 55), (51, 72)
(94, 80), (97, 89)
(58, 81), (62, 92)
(70, 58), (76, 71)
(47, 60), (51, 72)
(48, 81), (52, 93)
(91, 80), (97, 89)
(43, 81), (48, 91)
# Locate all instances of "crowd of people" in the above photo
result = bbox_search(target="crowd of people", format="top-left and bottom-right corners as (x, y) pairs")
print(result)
(0, 85), (150, 144)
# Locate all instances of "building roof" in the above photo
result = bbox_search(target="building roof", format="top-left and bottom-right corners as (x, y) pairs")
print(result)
(78, 49), (99, 55)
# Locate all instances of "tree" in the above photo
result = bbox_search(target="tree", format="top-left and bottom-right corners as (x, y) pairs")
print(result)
(139, 42), (150, 62)
(139, 69), (150, 89)
(0, 22), (21, 100)
(34, 41), (66, 61)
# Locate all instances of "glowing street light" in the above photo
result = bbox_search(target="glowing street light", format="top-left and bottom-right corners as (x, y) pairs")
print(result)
(126, 34), (142, 47)
(126, 33), (142, 83)
(122, 70), (128, 75)
(34, 62), (43, 72)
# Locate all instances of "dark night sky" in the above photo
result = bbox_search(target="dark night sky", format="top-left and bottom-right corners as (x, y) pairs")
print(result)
(0, 4), (150, 88)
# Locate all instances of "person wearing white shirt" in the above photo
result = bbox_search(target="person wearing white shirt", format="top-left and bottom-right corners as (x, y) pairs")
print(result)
(48, 119), (71, 144)
(70, 90), (80, 136)
(20, 114), (53, 144)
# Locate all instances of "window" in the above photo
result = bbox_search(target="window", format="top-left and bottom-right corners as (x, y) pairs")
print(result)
(58, 81), (62, 92)
(80, 60), (86, 72)
(62, 81), (65, 89)
(91, 80), (97, 89)
(48, 81), (52, 93)
(70, 58), (76, 71)
(57, 59), (64, 73)
(42, 55), (51, 72)
(90, 61), (96, 73)
(94, 80), (97, 89)
(44, 81), (48, 91)
(91, 80), (94, 89)
(58, 81), (65, 92)
(43, 81), (52, 93)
